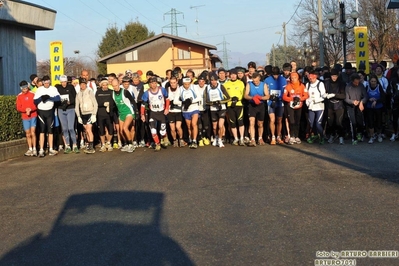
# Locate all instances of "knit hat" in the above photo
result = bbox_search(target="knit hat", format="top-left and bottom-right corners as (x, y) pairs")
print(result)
(19, 80), (29, 90)
(330, 69), (339, 76)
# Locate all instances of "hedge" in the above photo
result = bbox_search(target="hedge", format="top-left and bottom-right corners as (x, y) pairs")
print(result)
(0, 96), (23, 142)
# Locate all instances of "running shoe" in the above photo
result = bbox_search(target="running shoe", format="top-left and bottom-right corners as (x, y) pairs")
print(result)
(179, 139), (187, 147)
(212, 136), (219, 147)
(24, 150), (33, 156)
(32, 150), (38, 157)
(232, 139), (239, 146)
(155, 144), (161, 151)
(203, 137), (210, 145)
(190, 142), (198, 149)
(113, 143), (119, 149)
(64, 146), (72, 154)
(127, 144), (135, 153)
(258, 138), (266, 145)
(133, 141), (138, 149)
(85, 147), (95, 154)
(368, 138), (374, 144)
(39, 149), (45, 157)
(199, 139), (204, 147)
(328, 135), (335, 144)
(239, 139), (245, 146)
(99, 145), (107, 152)
(339, 137), (344, 145)
(319, 138), (325, 145)
(248, 139), (256, 147)
(295, 137), (301, 144)
(49, 149), (58, 156)
(277, 137), (284, 144)
(288, 137), (295, 145)
(270, 137), (276, 145)
(352, 140), (358, 145)
(377, 134), (383, 143)
(138, 140), (146, 147)
(121, 145), (129, 152)
(218, 141), (225, 148)
(73, 146), (80, 153)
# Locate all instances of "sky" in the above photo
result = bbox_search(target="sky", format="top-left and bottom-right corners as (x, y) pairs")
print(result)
(33, 0), (300, 66)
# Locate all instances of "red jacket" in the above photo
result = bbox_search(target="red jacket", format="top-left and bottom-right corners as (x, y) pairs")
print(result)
(16, 91), (37, 120)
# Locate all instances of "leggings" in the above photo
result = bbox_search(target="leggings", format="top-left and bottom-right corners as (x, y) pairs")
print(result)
(308, 110), (324, 137)
(58, 108), (77, 146)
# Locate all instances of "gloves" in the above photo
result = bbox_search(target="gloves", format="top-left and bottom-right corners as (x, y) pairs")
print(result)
(269, 94), (276, 101)
(61, 100), (68, 111)
(78, 117), (83, 124)
(212, 101), (222, 110)
(231, 96), (238, 108)
(104, 102), (110, 113)
(183, 98), (192, 111)
(253, 95), (261, 105)
(90, 114), (96, 124)
(292, 97), (300, 107)
(41, 94), (50, 102)
(326, 93), (335, 99)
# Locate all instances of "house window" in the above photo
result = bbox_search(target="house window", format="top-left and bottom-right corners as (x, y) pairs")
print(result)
(126, 50), (138, 61)
(178, 49), (191, 59)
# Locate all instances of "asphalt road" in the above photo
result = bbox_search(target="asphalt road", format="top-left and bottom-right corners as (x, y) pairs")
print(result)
(0, 140), (399, 265)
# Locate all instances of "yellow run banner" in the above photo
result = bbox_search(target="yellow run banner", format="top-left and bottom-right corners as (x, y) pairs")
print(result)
(49, 41), (64, 85)
(354, 27), (369, 74)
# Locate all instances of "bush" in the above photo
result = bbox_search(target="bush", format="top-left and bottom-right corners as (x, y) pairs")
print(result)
(0, 96), (23, 142)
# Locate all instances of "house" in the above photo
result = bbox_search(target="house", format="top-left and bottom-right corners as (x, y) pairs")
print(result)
(0, 0), (56, 95)
(98, 33), (222, 78)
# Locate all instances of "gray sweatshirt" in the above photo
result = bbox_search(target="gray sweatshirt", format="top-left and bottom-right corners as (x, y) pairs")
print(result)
(345, 82), (368, 106)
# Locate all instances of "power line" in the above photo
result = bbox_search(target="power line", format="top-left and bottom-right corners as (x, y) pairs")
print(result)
(195, 24), (282, 40)
(97, 0), (125, 25)
(119, 0), (163, 28)
(286, 0), (303, 25)
(40, 0), (104, 36)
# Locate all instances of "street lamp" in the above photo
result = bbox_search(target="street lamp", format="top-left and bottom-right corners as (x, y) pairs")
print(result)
(327, 1), (359, 64)
(298, 42), (315, 68)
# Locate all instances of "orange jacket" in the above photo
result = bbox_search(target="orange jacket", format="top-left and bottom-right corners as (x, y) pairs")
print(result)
(283, 81), (308, 109)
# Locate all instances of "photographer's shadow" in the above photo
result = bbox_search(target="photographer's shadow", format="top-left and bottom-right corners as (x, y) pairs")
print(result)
(0, 191), (194, 266)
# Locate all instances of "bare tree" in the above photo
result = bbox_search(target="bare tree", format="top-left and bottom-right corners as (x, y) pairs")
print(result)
(358, 0), (399, 62)
(36, 57), (97, 79)
(292, 0), (366, 66)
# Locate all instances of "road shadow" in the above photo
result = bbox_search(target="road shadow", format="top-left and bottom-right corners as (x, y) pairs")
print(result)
(280, 143), (399, 184)
(0, 191), (194, 265)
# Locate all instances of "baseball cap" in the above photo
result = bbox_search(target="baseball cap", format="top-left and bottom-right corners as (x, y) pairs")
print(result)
(79, 77), (87, 84)
(60, 75), (68, 82)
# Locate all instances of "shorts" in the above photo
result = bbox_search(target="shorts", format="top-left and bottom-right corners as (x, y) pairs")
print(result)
(268, 106), (284, 117)
(37, 109), (54, 134)
(248, 103), (266, 121)
(22, 117), (37, 131)
(182, 110), (199, 120)
(211, 109), (227, 122)
(167, 112), (182, 123)
(119, 112), (134, 122)
(97, 115), (114, 136)
(81, 114), (94, 125)
(149, 111), (166, 124)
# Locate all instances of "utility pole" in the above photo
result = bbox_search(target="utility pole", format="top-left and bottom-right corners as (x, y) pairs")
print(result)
(162, 8), (186, 36)
(283, 22), (287, 63)
(190, 5), (205, 36)
(217, 36), (230, 69)
(318, 0), (325, 66)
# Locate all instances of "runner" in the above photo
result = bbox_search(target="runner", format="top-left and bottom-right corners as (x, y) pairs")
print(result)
(223, 68), (246, 146)
(140, 77), (170, 151)
(111, 79), (137, 153)
(205, 73), (230, 148)
(16, 80), (37, 156)
(173, 77), (201, 149)
(33, 75), (61, 157)
(75, 78), (98, 154)
(244, 72), (270, 147)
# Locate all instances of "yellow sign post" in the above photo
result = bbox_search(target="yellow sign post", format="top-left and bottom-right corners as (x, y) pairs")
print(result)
(49, 41), (64, 85)
(354, 27), (369, 74)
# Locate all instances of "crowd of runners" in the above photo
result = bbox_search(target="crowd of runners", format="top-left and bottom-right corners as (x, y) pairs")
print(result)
(16, 60), (399, 157)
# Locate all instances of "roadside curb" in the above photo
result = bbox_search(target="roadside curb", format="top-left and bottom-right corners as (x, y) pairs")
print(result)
(0, 138), (26, 162)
